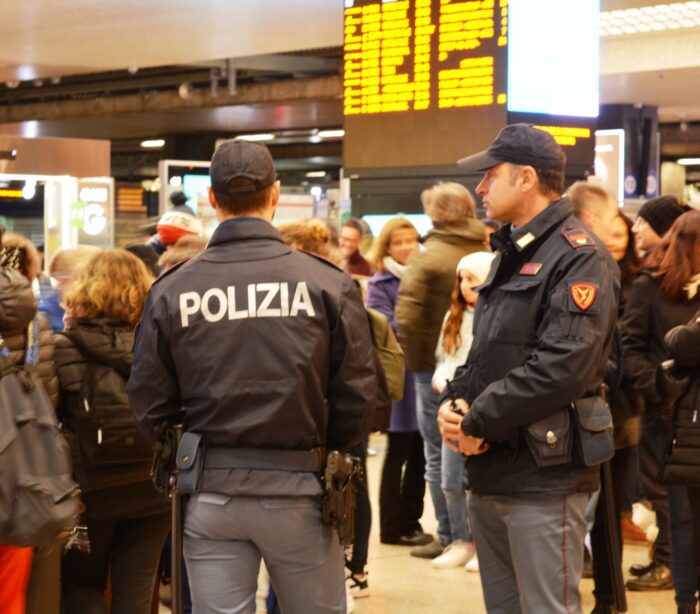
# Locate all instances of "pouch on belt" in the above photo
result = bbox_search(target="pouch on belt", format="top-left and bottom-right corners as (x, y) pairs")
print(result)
(176, 432), (204, 495)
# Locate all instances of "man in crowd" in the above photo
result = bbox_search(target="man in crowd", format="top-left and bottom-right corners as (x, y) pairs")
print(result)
(128, 140), (376, 613)
(340, 219), (373, 276)
(437, 124), (618, 613)
(632, 195), (688, 256)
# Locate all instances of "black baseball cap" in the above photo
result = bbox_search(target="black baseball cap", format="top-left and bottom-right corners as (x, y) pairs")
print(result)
(458, 123), (565, 172)
(210, 140), (277, 195)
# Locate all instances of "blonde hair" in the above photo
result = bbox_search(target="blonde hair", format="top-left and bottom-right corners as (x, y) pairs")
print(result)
(158, 235), (208, 272)
(421, 182), (476, 227)
(566, 182), (616, 221)
(278, 219), (331, 256)
(371, 218), (419, 272)
(0, 232), (42, 282)
(63, 249), (153, 327)
(48, 245), (102, 277)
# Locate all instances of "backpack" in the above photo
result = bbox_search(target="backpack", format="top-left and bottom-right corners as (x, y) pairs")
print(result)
(0, 319), (80, 547)
(60, 330), (152, 467)
(366, 308), (405, 431)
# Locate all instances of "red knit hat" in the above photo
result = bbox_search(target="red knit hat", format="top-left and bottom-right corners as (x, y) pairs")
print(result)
(156, 211), (203, 246)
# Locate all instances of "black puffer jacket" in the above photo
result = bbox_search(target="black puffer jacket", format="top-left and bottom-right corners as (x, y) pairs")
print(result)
(54, 319), (163, 500)
(621, 273), (700, 417)
(664, 308), (700, 485)
(0, 268), (58, 407)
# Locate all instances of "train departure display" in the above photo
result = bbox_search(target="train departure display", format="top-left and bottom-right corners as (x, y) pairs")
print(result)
(343, 0), (599, 172)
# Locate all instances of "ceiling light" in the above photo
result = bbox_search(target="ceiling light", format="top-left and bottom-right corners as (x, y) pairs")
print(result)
(305, 171), (327, 178)
(235, 133), (275, 142)
(317, 129), (345, 139)
(600, 1), (700, 36)
(140, 139), (165, 148)
(677, 158), (700, 165)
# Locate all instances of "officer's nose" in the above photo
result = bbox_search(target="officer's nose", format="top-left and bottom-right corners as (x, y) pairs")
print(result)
(475, 177), (487, 196)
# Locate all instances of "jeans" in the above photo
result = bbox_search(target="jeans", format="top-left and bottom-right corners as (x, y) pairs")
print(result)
(441, 443), (471, 543)
(63, 512), (170, 614)
(415, 369), (451, 546)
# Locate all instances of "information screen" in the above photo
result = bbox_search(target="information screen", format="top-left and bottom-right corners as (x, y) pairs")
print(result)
(343, 0), (508, 170)
(343, 0), (599, 173)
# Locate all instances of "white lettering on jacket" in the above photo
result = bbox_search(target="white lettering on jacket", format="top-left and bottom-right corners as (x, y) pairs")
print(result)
(179, 282), (315, 327)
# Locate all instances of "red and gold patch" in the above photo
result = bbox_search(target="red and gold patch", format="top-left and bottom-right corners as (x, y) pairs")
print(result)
(570, 283), (597, 311)
(519, 262), (543, 276)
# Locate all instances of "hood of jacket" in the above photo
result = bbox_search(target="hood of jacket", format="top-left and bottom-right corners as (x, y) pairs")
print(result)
(65, 318), (134, 373)
(424, 218), (485, 245)
(0, 267), (36, 336)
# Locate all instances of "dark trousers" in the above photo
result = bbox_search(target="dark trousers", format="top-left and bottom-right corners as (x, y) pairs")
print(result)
(62, 512), (170, 614)
(640, 416), (671, 566)
(379, 431), (426, 542)
(591, 446), (637, 605)
(347, 440), (371, 574)
(688, 487), (700, 588)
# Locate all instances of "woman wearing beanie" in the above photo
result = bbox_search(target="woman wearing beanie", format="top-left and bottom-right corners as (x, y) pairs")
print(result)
(633, 195), (688, 256)
(431, 251), (495, 570)
(367, 219), (431, 552)
(622, 210), (700, 613)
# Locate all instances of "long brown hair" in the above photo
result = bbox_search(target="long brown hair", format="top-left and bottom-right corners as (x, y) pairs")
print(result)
(442, 276), (468, 354)
(371, 218), (418, 272)
(645, 210), (700, 301)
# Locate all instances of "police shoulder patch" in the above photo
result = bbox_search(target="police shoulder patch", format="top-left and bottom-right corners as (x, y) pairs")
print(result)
(570, 282), (597, 311)
(561, 225), (596, 250)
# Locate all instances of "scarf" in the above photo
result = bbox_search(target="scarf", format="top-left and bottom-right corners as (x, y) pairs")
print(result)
(383, 256), (406, 280)
(686, 273), (700, 300)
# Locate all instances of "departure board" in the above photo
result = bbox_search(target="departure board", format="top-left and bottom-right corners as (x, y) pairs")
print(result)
(343, 0), (599, 174)
(344, 0), (508, 170)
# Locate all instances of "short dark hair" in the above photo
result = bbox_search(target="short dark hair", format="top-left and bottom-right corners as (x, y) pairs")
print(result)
(342, 219), (364, 236)
(535, 167), (565, 197)
(214, 177), (274, 215)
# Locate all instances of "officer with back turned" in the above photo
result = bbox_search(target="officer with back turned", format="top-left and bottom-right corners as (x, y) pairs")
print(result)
(127, 139), (377, 614)
(437, 124), (619, 613)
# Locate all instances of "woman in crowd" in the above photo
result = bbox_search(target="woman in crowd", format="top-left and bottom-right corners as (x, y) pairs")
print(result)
(367, 218), (429, 551)
(431, 251), (495, 570)
(622, 210), (700, 614)
(664, 301), (700, 598)
(590, 213), (645, 614)
(55, 249), (169, 614)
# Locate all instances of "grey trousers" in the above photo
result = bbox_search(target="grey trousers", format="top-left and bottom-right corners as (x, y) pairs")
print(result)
(184, 493), (346, 614)
(469, 491), (589, 614)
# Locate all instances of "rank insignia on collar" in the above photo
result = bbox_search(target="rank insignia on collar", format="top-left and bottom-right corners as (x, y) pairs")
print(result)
(519, 262), (542, 276)
(570, 283), (597, 311)
(562, 225), (595, 249)
(515, 232), (536, 249)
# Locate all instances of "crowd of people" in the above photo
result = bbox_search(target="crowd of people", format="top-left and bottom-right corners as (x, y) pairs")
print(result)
(0, 128), (699, 614)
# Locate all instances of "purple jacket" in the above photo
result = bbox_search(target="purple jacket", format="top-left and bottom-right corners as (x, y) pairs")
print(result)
(367, 271), (417, 433)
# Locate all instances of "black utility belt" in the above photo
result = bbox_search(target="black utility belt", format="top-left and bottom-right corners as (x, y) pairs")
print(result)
(524, 397), (614, 469)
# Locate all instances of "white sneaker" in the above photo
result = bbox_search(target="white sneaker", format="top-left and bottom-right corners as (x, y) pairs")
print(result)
(465, 554), (479, 572)
(346, 583), (355, 613)
(431, 540), (475, 569)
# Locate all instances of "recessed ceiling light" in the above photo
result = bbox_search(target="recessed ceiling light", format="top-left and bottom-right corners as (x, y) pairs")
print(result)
(140, 139), (165, 148)
(677, 158), (700, 165)
(235, 133), (275, 142)
(317, 129), (345, 139)
(305, 171), (327, 178)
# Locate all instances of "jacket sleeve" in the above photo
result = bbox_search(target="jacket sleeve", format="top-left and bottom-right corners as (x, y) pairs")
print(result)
(462, 250), (618, 439)
(326, 277), (377, 451)
(366, 279), (397, 332)
(36, 313), (59, 410)
(126, 290), (182, 442)
(620, 275), (662, 409)
(395, 255), (432, 371)
(665, 309), (700, 368)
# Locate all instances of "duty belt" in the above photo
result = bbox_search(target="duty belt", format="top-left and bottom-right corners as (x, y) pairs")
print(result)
(204, 447), (325, 473)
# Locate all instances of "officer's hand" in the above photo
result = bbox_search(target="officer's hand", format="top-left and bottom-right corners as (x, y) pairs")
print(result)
(458, 431), (489, 456)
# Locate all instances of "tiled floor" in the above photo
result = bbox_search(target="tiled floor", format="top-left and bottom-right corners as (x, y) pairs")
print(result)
(162, 433), (680, 613)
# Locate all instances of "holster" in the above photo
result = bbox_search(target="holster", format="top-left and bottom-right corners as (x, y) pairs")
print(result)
(571, 396), (615, 467)
(175, 432), (205, 495)
(321, 450), (362, 546)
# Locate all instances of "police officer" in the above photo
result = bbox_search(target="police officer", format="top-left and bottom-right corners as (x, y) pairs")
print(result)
(437, 124), (619, 613)
(127, 139), (377, 614)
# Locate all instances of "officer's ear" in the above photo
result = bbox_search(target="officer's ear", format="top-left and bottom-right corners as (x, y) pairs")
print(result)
(270, 180), (281, 207)
(208, 187), (220, 212)
(519, 166), (539, 193)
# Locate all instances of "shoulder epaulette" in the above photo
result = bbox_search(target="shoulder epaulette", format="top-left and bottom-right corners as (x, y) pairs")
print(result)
(561, 224), (596, 250)
(298, 249), (343, 272)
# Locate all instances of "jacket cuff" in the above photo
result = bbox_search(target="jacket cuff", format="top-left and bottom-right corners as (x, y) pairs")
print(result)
(461, 410), (485, 438)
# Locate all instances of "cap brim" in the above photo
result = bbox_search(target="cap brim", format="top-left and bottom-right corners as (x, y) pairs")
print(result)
(457, 151), (502, 172)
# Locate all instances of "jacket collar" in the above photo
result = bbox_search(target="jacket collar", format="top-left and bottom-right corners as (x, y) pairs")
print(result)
(207, 216), (286, 248)
(491, 197), (572, 253)
(372, 269), (398, 283)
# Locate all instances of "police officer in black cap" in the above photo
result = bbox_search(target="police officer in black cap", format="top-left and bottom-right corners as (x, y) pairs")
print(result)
(437, 124), (619, 613)
(127, 139), (377, 613)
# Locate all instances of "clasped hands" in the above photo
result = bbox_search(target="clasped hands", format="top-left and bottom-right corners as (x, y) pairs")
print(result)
(437, 399), (489, 456)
